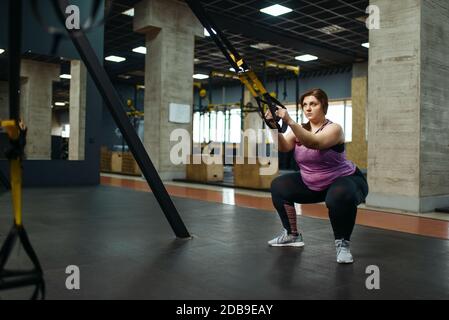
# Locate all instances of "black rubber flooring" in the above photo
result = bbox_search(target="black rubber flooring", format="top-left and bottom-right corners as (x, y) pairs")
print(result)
(0, 186), (448, 300)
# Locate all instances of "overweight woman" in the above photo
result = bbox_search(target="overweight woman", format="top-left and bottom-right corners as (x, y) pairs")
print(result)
(267, 88), (368, 264)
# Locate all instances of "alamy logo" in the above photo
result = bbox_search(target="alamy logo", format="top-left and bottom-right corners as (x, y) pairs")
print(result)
(65, 265), (80, 290)
(366, 5), (380, 30)
(365, 265), (380, 290)
(65, 5), (81, 30)
(170, 128), (279, 176)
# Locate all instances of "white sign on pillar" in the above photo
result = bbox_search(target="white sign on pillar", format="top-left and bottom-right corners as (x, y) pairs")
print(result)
(169, 103), (191, 124)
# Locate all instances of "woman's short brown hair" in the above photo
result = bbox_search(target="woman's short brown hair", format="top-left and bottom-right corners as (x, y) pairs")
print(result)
(300, 88), (329, 115)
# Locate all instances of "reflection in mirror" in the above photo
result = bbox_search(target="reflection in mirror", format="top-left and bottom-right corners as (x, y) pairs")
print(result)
(0, 53), (86, 160)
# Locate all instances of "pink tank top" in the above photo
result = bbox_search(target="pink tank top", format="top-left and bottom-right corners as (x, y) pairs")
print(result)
(294, 120), (356, 191)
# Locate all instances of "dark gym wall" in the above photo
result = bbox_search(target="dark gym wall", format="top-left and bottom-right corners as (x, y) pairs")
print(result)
(194, 70), (352, 110)
(0, 0), (104, 187)
(101, 82), (144, 149)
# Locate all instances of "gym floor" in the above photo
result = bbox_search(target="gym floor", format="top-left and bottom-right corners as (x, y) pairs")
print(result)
(1, 175), (448, 300)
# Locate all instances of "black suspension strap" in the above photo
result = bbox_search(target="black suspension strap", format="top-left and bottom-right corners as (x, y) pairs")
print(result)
(186, 0), (288, 133)
(0, 0), (45, 300)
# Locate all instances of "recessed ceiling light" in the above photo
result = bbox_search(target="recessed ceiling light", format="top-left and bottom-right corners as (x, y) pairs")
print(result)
(132, 46), (147, 54)
(193, 74), (209, 80)
(260, 4), (292, 17)
(59, 74), (72, 80)
(356, 15), (368, 22)
(0, 49), (5, 55)
(204, 28), (217, 37)
(318, 24), (347, 35)
(122, 8), (134, 17)
(362, 42), (370, 48)
(55, 102), (66, 107)
(295, 54), (318, 62)
(250, 43), (273, 50)
(118, 74), (132, 80)
(105, 55), (126, 63)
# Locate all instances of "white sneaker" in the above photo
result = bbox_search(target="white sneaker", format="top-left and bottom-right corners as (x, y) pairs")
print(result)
(335, 239), (354, 264)
(268, 229), (305, 247)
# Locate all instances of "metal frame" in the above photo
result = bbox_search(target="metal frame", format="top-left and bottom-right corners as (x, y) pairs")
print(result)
(105, 0), (368, 79)
(0, 0), (46, 300)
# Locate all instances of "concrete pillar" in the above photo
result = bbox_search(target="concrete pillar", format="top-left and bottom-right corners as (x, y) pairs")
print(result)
(367, 0), (449, 212)
(20, 60), (60, 160)
(243, 89), (261, 131)
(242, 89), (263, 158)
(346, 62), (368, 169)
(69, 60), (87, 160)
(134, 0), (203, 180)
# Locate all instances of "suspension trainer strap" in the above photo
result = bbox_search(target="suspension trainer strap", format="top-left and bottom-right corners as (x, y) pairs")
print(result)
(185, 0), (289, 132)
(0, 0), (45, 300)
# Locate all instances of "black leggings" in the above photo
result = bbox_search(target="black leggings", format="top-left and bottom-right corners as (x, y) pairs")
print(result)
(270, 168), (369, 241)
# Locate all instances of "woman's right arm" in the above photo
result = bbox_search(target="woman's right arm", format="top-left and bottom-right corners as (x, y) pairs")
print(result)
(264, 109), (296, 152)
(277, 132), (296, 152)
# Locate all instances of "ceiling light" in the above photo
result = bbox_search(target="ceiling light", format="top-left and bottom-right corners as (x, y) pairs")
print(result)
(105, 55), (126, 63)
(250, 43), (273, 50)
(318, 24), (347, 35)
(118, 74), (132, 80)
(260, 4), (292, 17)
(229, 68), (236, 72)
(362, 42), (370, 48)
(0, 49), (5, 55)
(204, 28), (217, 37)
(132, 46), (147, 54)
(55, 102), (66, 107)
(60, 74), (72, 80)
(122, 8), (134, 17)
(356, 15), (368, 22)
(193, 74), (209, 80)
(295, 54), (318, 62)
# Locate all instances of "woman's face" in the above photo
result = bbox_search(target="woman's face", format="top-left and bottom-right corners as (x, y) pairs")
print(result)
(302, 95), (324, 122)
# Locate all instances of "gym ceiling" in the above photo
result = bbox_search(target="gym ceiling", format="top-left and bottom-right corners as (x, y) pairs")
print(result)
(105, 0), (369, 84)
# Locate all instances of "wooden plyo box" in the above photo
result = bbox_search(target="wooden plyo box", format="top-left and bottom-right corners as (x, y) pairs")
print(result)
(234, 157), (278, 190)
(186, 155), (224, 182)
(100, 147), (112, 172)
(111, 152), (123, 173)
(121, 152), (142, 176)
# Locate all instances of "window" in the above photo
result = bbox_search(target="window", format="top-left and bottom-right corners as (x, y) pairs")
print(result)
(229, 109), (241, 143)
(193, 108), (242, 143)
(327, 100), (352, 142)
(192, 99), (352, 144)
(193, 112), (200, 143)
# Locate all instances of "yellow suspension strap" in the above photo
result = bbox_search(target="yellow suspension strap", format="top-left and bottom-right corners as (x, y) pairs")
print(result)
(239, 70), (288, 132)
(0, 120), (45, 300)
